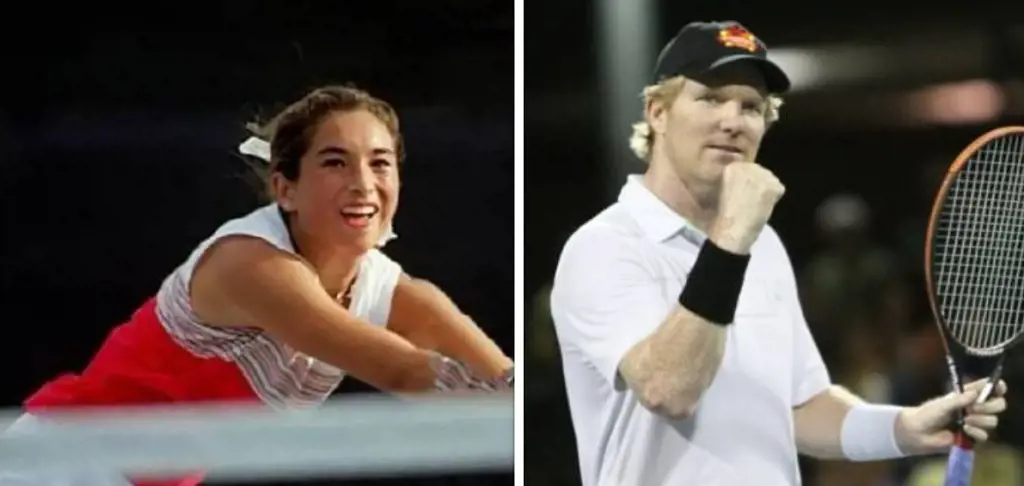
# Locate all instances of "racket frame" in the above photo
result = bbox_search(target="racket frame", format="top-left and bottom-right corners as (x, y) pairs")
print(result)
(924, 125), (1024, 366)
(923, 126), (1024, 486)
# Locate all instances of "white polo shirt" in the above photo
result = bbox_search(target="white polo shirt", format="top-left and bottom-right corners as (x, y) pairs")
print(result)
(550, 175), (831, 486)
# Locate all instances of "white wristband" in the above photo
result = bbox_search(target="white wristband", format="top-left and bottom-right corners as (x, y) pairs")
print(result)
(840, 403), (905, 461)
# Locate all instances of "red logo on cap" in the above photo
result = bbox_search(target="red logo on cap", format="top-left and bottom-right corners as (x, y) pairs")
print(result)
(717, 25), (758, 53)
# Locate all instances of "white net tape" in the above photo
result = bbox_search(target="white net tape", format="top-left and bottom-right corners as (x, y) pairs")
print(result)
(0, 394), (512, 482)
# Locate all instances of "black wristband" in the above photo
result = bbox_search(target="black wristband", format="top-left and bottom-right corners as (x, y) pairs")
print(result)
(677, 239), (751, 325)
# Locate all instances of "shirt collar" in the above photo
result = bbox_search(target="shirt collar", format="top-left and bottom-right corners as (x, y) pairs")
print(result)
(617, 174), (707, 245)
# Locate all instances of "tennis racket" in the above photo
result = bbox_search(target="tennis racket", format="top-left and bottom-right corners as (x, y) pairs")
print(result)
(924, 125), (1024, 486)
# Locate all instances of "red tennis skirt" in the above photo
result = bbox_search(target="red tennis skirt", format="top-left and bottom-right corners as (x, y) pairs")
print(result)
(24, 297), (261, 486)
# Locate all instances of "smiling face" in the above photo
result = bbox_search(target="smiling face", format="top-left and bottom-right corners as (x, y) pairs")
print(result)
(257, 86), (404, 255)
(271, 109), (400, 253)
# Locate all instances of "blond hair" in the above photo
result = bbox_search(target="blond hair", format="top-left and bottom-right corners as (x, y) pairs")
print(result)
(628, 75), (784, 162)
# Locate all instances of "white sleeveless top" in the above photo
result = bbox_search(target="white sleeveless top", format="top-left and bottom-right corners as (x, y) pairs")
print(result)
(154, 203), (403, 409)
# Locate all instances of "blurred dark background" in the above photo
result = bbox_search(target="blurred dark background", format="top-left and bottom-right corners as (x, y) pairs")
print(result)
(526, 1), (1024, 485)
(0, 2), (513, 485)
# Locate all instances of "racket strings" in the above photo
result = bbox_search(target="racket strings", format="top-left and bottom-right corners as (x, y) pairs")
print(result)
(934, 132), (1024, 352)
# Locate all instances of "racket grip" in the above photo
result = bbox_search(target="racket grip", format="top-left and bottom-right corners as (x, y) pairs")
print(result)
(943, 445), (975, 486)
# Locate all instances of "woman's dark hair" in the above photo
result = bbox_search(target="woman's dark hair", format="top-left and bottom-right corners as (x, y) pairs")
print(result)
(245, 85), (405, 195)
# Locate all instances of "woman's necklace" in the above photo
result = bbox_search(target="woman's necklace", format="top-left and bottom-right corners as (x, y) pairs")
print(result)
(339, 279), (356, 308)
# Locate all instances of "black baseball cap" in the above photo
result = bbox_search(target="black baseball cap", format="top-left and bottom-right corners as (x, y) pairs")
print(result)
(652, 20), (791, 94)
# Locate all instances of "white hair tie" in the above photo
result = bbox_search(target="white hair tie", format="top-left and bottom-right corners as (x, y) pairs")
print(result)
(238, 136), (271, 161)
(236, 136), (398, 248)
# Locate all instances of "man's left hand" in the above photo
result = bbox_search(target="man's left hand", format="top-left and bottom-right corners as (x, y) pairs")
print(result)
(895, 378), (1008, 455)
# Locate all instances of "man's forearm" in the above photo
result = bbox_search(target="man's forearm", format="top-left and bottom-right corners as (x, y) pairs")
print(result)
(619, 236), (749, 419)
(620, 305), (727, 419)
(793, 385), (863, 459)
(796, 385), (920, 462)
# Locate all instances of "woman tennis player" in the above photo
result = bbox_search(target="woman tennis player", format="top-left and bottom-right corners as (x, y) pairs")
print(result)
(3, 85), (513, 486)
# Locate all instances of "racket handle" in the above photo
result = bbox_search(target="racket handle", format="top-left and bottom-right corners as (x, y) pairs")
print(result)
(943, 443), (975, 486)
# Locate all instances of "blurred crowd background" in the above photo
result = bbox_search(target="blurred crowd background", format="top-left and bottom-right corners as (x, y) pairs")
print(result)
(525, 1), (1024, 485)
(0, 2), (513, 485)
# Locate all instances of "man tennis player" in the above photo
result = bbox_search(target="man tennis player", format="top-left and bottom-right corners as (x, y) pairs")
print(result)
(549, 20), (1008, 486)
